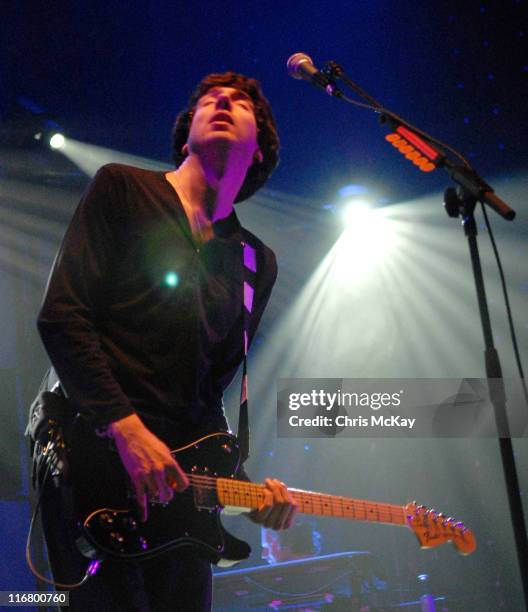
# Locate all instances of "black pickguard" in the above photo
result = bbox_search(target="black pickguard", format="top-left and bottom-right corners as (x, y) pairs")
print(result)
(69, 426), (251, 566)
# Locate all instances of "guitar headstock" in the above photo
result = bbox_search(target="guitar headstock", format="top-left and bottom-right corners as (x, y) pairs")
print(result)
(405, 502), (476, 555)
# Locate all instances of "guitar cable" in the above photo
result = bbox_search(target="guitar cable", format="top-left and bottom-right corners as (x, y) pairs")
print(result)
(26, 459), (102, 589)
(481, 202), (528, 409)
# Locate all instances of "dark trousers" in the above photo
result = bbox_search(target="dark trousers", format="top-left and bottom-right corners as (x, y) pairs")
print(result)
(40, 478), (212, 612)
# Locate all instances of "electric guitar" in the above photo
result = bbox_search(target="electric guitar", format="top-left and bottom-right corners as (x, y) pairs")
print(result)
(72, 431), (476, 567)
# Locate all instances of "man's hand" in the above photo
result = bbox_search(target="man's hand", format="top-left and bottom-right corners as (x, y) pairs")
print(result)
(247, 478), (298, 530)
(108, 413), (189, 522)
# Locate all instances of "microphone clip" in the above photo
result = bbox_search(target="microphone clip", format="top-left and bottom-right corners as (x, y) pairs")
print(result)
(320, 61), (343, 97)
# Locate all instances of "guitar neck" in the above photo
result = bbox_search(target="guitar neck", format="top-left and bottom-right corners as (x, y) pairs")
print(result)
(215, 478), (407, 526)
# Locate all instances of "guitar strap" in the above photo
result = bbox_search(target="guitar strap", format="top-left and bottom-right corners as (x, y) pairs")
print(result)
(238, 241), (257, 464)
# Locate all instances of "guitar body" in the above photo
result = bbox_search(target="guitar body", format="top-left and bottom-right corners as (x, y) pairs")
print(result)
(65, 423), (476, 567)
(69, 426), (251, 567)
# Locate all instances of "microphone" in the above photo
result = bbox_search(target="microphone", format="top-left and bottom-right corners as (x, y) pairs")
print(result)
(287, 53), (335, 94)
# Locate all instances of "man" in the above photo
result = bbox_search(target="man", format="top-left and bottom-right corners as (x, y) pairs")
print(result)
(36, 72), (297, 611)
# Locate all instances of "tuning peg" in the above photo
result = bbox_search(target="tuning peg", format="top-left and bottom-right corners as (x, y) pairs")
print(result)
(442, 516), (454, 528)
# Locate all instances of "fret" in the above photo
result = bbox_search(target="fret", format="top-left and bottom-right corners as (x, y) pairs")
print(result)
(341, 495), (356, 519)
(215, 479), (407, 526)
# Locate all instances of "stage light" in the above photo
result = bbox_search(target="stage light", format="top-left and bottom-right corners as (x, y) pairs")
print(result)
(0, 98), (67, 156)
(60, 138), (172, 177)
(342, 200), (372, 230)
(164, 271), (179, 287)
(333, 200), (397, 284)
(49, 133), (65, 150)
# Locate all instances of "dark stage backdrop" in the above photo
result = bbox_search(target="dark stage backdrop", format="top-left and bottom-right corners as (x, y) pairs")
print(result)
(0, 1), (527, 610)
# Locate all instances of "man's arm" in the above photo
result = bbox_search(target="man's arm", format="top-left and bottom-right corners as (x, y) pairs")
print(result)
(38, 165), (187, 520)
(108, 413), (188, 522)
(37, 165), (134, 426)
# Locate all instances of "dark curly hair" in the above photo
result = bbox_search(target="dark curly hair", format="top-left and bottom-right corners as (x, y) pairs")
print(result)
(171, 72), (279, 203)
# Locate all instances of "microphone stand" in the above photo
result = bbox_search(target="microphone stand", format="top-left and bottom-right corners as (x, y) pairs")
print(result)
(321, 61), (528, 608)
(442, 184), (528, 604)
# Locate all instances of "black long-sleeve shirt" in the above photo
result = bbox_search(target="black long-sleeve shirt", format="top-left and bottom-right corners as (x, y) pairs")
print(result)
(37, 163), (277, 443)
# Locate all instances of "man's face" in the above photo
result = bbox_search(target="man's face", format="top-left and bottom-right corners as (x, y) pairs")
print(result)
(186, 86), (261, 165)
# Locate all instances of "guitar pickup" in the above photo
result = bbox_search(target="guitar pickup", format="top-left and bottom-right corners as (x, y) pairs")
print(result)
(192, 486), (217, 511)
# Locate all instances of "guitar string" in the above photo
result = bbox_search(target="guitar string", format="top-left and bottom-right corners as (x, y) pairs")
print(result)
(181, 475), (413, 524)
(188, 477), (465, 532)
(162, 490), (407, 525)
(187, 475), (404, 513)
(189, 477), (404, 515)
(133, 475), (461, 538)
(166, 446), (441, 524)
(166, 483), (459, 537)
(160, 440), (463, 533)
(140, 466), (459, 530)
